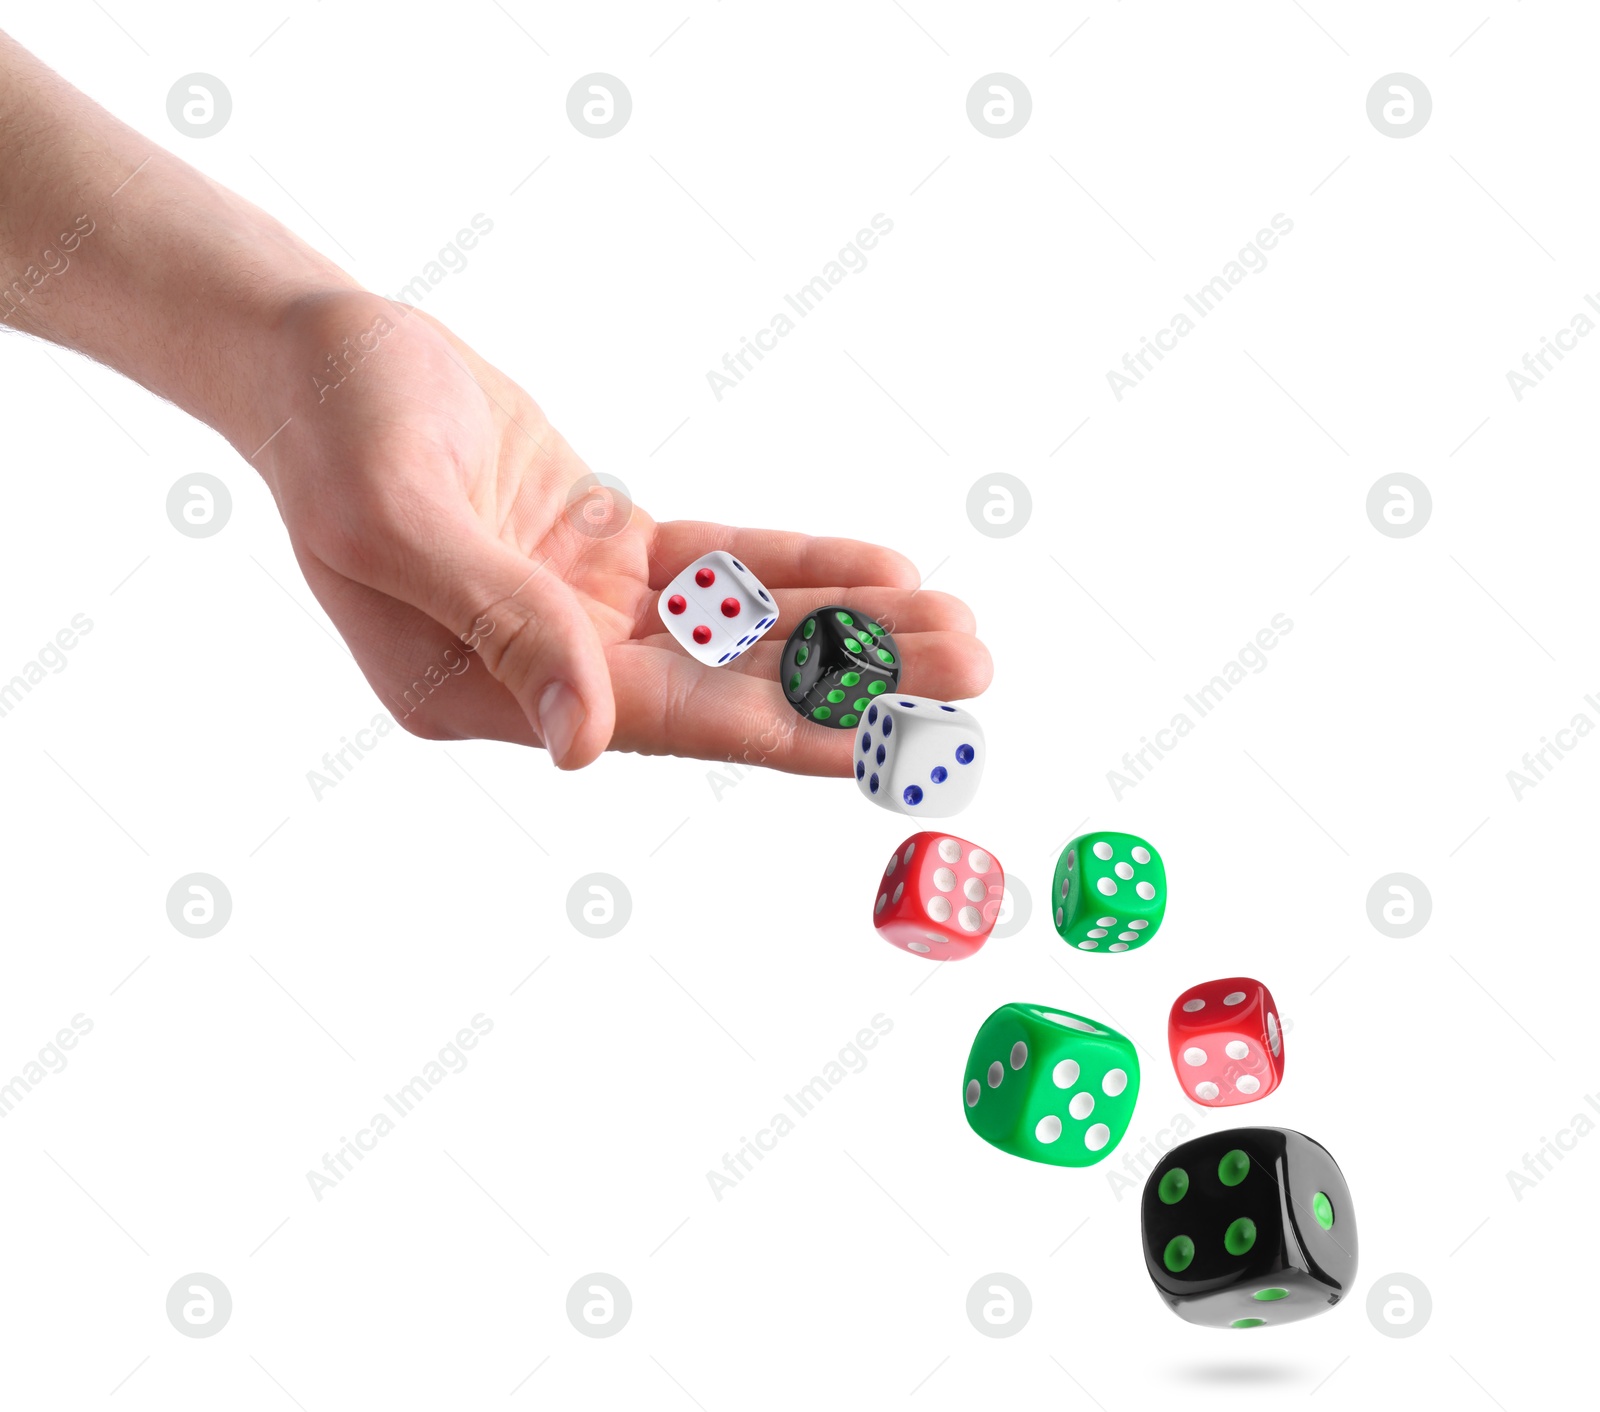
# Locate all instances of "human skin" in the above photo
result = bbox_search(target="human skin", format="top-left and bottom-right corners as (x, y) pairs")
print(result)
(0, 33), (990, 769)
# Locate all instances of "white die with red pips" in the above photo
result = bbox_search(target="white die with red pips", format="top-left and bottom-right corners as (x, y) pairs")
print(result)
(657, 551), (781, 666)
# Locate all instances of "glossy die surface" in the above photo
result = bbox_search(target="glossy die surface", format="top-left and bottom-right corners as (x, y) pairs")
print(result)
(962, 1003), (1139, 1167)
(1052, 831), (1165, 952)
(855, 696), (984, 817)
(657, 551), (779, 666)
(1142, 1127), (1357, 1328)
(780, 606), (902, 728)
(874, 833), (1003, 961)
(1168, 978), (1284, 1106)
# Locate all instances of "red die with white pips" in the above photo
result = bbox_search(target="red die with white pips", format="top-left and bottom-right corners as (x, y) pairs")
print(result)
(873, 832), (1005, 961)
(1167, 977), (1284, 1106)
(658, 551), (780, 666)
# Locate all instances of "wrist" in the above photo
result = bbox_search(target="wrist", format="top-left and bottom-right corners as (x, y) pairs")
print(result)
(4, 159), (361, 454)
(0, 36), (361, 447)
(89, 170), (361, 451)
(170, 248), (363, 455)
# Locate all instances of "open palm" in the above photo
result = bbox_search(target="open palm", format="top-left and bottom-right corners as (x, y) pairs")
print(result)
(251, 291), (991, 770)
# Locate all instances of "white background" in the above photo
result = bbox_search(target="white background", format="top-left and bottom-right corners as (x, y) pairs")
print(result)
(1, 2), (1593, 1407)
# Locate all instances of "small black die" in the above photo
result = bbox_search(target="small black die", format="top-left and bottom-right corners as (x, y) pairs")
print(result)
(779, 606), (902, 729)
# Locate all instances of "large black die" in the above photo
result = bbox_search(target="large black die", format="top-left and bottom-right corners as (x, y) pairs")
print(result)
(1140, 1127), (1357, 1329)
(779, 605), (901, 729)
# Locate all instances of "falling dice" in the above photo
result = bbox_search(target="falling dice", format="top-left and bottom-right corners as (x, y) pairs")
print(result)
(855, 696), (985, 817)
(1052, 831), (1165, 952)
(657, 551), (780, 666)
(1142, 1127), (1357, 1328)
(962, 1003), (1139, 1167)
(780, 605), (902, 728)
(874, 833), (1004, 961)
(1169, 978), (1284, 1106)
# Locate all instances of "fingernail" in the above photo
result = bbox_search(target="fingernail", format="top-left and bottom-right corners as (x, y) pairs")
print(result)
(537, 681), (586, 766)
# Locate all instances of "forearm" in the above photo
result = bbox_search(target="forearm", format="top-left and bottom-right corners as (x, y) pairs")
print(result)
(0, 32), (356, 447)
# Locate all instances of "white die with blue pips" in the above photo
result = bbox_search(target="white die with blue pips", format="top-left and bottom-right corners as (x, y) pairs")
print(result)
(854, 696), (985, 817)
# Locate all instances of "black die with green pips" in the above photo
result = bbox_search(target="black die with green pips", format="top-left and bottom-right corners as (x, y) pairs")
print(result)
(1140, 1127), (1357, 1329)
(779, 606), (902, 728)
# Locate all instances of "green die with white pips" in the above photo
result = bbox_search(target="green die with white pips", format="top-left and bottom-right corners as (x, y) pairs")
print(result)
(1141, 1127), (1358, 1328)
(778, 605), (901, 728)
(1052, 830), (1166, 953)
(962, 1003), (1140, 1167)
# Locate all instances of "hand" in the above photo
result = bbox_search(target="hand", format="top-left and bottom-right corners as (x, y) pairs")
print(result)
(249, 290), (992, 771)
(0, 35), (988, 773)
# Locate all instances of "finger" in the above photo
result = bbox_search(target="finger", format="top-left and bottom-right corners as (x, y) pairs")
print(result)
(606, 642), (855, 776)
(648, 522), (921, 592)
(439, 536), (620, 769)
(635, 627), (994, 703)
(271, 307), (621, 768)
(317, 504), (618, 769)
(740, 629), (993, 701)
(295, 556), (539, 745)
(626, 584), (975, 669)
(765, 586), (976, 638)
(629, 585), (974, 645)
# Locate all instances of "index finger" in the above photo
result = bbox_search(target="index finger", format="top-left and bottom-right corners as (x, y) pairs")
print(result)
(648, 521), (921, 592)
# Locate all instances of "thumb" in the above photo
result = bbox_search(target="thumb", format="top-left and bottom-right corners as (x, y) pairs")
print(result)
(396, 523), (617, 768)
